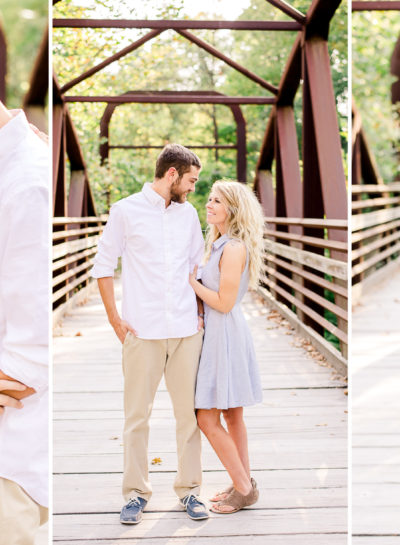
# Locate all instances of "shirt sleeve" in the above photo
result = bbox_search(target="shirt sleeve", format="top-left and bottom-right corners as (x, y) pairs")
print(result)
(189, 207), (205, 272)
(0, 183), (49, 392)
(90, 202), (125, 278)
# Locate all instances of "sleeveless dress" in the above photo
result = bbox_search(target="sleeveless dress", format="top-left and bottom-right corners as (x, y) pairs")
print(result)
(195, 234), (263, 410)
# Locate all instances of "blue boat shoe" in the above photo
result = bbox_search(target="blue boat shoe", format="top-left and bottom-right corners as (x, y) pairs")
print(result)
(180, 494), (209, 520)
(120, 496), (147, 524)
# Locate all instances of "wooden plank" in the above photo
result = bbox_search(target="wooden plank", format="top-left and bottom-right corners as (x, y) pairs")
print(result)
(261, 277), (348, 344)
(53, 270), (92, 303)
(54, 280), (347, 542)
(265, 229), (348, 251)
(351, 183), (400, 193)
(257, 287), (347, 375)
(352, 267), (400, 539)
(54, 450), (347, 474)
(264, 217), (347, 229)
(53, 235), (100, 260)
(264, 266), (348, 320)
(351, 240), (400, 276)
(264, 240), (347, 279)
(351, 229), (400, 260)
(351, 196), (400, 209)
(53, 259), (93, 287)
(53, 469), (346, 513)
(54, 537), (346, 545)
(53, 509), (347, 540)
(351, 218), (400, 243)
(352, 206), (400, 231)
(53, 216), (106, 224)
(267, 255), (348, 297)
(53, 247), (96, 271)
(53, 226), (102, 240)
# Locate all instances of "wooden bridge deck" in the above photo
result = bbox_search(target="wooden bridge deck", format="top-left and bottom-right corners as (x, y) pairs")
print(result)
(352, 264), (400, 543)
(53, 279), (347, 544)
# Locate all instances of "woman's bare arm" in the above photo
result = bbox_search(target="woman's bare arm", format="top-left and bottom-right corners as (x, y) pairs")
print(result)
(189, 242), (246, 313)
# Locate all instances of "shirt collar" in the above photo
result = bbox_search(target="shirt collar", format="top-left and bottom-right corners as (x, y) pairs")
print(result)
(212, 234), (229, 250)
(142, 182), (165, 209)
(0, 111), (31, 160)
(142, 182), (186, 210)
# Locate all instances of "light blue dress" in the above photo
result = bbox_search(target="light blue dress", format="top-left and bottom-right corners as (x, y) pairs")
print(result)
(195, 234), (263, 410)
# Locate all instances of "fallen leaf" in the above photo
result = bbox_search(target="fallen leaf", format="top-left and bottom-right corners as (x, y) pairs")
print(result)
(151, 457), (162, 465)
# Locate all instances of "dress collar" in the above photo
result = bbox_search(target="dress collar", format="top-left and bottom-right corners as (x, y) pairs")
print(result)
(212, 234), (229, 250)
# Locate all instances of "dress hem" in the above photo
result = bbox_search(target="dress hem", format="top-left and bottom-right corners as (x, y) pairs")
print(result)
(195, 398), (263, 410)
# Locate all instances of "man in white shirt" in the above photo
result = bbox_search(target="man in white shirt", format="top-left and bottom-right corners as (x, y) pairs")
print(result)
(91, 144), (209, 523)
(0, 101), (49, 544)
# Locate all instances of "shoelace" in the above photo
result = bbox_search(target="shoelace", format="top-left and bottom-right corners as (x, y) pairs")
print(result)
(127, 497), (142, 508)
(182, 494), (204, 509)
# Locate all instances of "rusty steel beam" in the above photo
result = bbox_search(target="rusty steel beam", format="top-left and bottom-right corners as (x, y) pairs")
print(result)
(65, 94), (275, 105)
(391, 35), (400, 103)
(276, 34), (301, 105)
(23, 28), (48, 108)
(276, 105), (303, 226)
(68, 170), (86, 217)
(60, 28), (164, 93)
(53, 104), (63, 203)
(255, 107), (276, 171)
(53, 107), (67, 217)
(304, 38), (347, 230)
(255, 171), (275, 217)
(352, 102), (381, 185)
(176, 29), (278, 95)
(353, 1), (400, 9)
(305, 0), (342, 40)
(265, 0), (306, 24)
(65, 110), (86, 171)
(230, 103), (247, 182)
(0, 23), (6, 104)
(99, 90), (247, 182)
(302, 54), (325, 335)
(110, 144), (236, 150)
(54, 74), (97, 217)
(359, 131), (381, 184)
(53, 19), (302, 31)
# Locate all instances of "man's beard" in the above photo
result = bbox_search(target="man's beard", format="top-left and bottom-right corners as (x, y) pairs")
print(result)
(170, 178), (187, 203)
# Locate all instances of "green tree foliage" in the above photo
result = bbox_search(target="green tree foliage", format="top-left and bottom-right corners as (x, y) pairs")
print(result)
(53, 0), (347, 221)
(0, 0), (47, 108)
(353, 11), (400, 182)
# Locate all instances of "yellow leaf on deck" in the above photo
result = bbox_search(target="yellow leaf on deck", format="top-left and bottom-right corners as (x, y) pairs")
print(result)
(151, 457), (162, 465)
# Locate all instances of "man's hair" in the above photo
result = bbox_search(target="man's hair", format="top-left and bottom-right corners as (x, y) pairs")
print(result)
(155, 144), (201, 179)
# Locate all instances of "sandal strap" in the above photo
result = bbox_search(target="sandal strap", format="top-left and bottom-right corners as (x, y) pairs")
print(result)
(216, 485), (259, 510)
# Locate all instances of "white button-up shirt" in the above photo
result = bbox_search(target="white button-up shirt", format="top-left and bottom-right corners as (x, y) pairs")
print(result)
(0, 112), (49, 507)
(91, 183), (204, 339)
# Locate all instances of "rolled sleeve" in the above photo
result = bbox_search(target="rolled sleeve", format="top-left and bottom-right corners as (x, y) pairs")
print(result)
(91, 202), (125, 278)
(189, 208), (205, 271)
(0, 183), (49, 392)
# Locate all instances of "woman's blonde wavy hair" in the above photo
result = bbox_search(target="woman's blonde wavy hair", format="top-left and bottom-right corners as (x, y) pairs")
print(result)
(203, 180), (265, 289)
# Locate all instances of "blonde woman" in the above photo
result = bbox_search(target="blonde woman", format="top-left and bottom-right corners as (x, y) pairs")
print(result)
(189, 180), (264, 514)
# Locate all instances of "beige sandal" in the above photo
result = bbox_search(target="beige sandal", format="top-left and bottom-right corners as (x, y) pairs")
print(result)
(209, 484), (234, 502)
(210, 478), (259, 514)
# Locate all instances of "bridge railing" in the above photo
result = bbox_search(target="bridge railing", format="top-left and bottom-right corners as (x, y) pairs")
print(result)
(352, 183), (400, 302)
(53, 216), (107, 322)
(258, 217), (348, 374)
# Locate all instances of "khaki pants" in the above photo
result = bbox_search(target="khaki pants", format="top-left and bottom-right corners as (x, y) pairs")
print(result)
(122, 330), (203, 502)
(0, 477), (48, 545)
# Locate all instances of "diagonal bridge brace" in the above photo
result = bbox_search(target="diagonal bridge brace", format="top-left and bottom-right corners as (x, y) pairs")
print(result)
(60, 28), (165, 94)
(175, 28), (278, 95)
